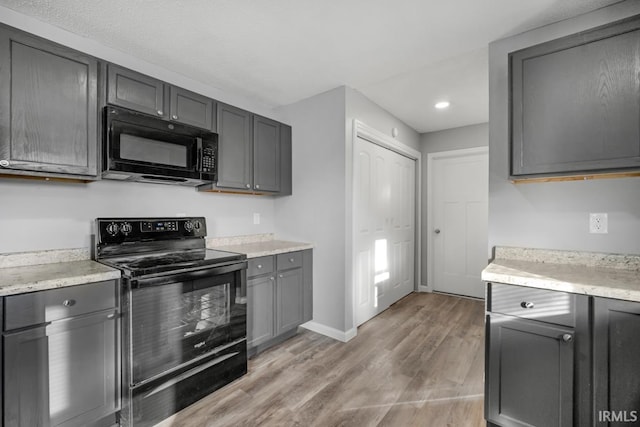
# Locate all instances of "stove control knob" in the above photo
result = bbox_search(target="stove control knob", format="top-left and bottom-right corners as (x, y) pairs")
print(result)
(106, 222), (119, 236)
(120, 222), (133, 235)
(184, 221), (194, 232)
(193, 220), (202, 230)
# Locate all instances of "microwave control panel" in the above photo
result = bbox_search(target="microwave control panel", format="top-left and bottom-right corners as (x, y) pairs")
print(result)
(201, 145), (216, 173)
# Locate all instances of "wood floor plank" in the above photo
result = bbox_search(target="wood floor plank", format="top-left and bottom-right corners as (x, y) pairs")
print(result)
(153, 292), (485, 427)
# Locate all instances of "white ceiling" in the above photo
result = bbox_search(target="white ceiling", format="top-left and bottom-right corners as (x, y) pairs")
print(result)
(0, 0), (624, 133)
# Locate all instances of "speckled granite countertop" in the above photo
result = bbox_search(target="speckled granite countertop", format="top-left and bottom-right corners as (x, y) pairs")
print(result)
(207, 233), (313, 258)
(0, 249), (121, 296)
(482, 247), (640, 302)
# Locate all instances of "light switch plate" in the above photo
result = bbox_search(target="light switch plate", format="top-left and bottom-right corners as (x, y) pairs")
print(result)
(253, 213), (260, 225)
(589, 213), (608, 234)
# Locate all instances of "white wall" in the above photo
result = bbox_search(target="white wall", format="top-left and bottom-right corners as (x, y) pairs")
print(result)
(420, 123), (488, 285)
(0, 7), (278, 253)
(274, 87), (347, 334)
(489, 1), (640, 256)
(0, 180), (274, 253)
(275, 86), (420, 338)
(345, 87), (421, 151)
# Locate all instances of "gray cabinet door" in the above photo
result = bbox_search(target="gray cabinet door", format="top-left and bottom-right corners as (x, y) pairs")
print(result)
(247, 275), (276, 348)
(0, 27), (98, 178)
(253, 116), (281, 192)
(48, 310), (119, 427)
(107, 64), (166, 118)
(278, 124), (292, 196)
(276, 268), (303, 334)
(4, 325), (50, 427)
(511, 17), (640, 177)
(594, 298), (640, 426)
(216, 102), (253, 190)
(301, 250), (313, 323)
(486, 313), (574, 427)
(170, 87), (215, 130)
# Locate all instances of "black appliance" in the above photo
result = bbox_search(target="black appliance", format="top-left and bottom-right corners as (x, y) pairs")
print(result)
(103, 106), (218, 186)
(94, 217), (247, 427)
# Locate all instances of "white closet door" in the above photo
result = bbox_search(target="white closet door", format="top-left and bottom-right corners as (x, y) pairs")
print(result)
(354, 137), (415, 326)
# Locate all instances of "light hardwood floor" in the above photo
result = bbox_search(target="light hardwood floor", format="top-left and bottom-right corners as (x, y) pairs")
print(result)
(156, 292), (486, 427)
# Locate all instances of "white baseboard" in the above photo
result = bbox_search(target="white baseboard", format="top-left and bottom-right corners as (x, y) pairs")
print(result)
(419, 285), (431, 292)
(300, 321), (357, 342)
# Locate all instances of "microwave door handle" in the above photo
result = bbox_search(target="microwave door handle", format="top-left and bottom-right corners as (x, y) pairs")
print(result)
(196, 138), (203, 172)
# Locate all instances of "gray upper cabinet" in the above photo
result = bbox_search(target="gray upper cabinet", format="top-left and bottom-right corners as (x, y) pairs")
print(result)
(510, 16), (640, 178)
(253, 116), (281, 193)
(279, 124), (292, 196)
(170, 87), (215, 131)
(203, 102), (291, 195)
(0, 25), (99, 179)
(107, 64), (216, 130)
(215, 102), (253, 190)
(107, 64), (166, 118)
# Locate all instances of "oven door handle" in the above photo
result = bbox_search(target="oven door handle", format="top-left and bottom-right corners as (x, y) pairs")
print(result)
(131, 260), (247, 288)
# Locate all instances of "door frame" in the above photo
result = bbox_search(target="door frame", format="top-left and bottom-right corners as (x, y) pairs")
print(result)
(426, 146), (488, 293)
(348, 120), (422, 335)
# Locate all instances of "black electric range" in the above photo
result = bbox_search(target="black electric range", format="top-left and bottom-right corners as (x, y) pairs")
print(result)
(94, 217), (248, 427)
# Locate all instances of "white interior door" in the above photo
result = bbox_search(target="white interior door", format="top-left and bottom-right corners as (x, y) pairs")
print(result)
(431, 148), (488, 299)
(355, 137), (415, 326)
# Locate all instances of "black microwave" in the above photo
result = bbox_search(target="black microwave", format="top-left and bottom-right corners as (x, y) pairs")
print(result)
(103, 106), (217, 186)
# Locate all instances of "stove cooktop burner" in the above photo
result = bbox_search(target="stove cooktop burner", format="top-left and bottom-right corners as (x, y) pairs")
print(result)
(101, 248), (245, 277)
(94, 217), (245, 278)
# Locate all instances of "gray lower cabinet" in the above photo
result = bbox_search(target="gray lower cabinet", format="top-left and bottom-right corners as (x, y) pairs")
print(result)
(486, 283), (640, 427)
(0, 24), (99, 179)
(486, 313), (574, 427)
(247, 250), (312, 356)
(593, 298), (640, 426)
(2, 280), (120, 427)
(247, 275), (276, 348)
(510, 15), (640, 178)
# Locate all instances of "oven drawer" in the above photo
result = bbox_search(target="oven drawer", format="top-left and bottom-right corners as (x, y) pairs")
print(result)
(5, 280), (117, 330)
(488, 283), (576, 327)
(248, 256), (274, 277)
(277, 251), (302, 270)
(127, 340), (246, 427)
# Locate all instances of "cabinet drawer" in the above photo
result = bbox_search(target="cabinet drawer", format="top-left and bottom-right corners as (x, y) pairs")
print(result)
(5, 280), (117, 330)
(248, 256), (275, 277)
(489, 283), (576, 327)
(276, 251), (302, 270)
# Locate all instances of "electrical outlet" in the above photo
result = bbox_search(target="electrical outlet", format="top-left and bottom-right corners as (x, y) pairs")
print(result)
(253, 213), (260, 225)
(589, 213), (608, 234)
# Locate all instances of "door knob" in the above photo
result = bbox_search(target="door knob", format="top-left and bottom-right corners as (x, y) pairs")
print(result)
(561, 334), (573, 343)
(434, 229), (441, 234)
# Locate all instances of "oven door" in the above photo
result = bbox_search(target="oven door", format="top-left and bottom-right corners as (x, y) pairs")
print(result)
(127, 262), (247, 387)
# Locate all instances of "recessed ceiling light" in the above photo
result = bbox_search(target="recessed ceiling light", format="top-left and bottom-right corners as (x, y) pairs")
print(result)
(435, 101), (450, 109)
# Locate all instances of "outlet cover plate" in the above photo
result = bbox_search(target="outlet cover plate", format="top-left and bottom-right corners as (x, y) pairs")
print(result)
(589, 213), (608, 234)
